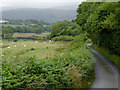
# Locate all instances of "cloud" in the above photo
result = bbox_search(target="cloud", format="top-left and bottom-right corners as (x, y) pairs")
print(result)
(1, 0), (84, 9)
(1, 0), (82, 3)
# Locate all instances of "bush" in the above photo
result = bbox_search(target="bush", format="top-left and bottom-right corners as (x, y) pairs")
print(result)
(52, 35), (74, 41)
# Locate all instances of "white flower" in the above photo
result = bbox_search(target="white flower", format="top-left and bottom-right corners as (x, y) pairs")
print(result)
(14, 45), (16, 47)
(24, 45), (26, 47)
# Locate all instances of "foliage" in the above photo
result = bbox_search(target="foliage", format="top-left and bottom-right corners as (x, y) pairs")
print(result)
(2, 19), (51, 34)
(52, 35), (74, 41)
(2, 25), (43, 34)
(50, 20), (82, 38)
(76, 2), (120, 55)
(50, 20), (70, 38)
(8, 19), (50, 25)
(15, 36), (44, 40)
(2, 28), (14, 39)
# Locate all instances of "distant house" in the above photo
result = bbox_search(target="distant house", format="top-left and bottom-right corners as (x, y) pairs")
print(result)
(0, 19), (9, 24)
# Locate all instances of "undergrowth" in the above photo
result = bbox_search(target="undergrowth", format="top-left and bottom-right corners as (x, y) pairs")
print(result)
(2, 35), (95, 89)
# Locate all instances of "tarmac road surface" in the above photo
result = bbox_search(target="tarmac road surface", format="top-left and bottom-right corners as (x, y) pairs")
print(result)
(90, 48), (120, 90)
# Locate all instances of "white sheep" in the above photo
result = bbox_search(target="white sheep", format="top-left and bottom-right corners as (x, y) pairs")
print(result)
(24, 45), (26, 47)
(7, 46), (10, 49)
(1, 55), (4, 57)
(49, 40), (51, 43)
(14, 45), (16, 47)
(36, 41), (38, 43)
(1, 43), (3, 45)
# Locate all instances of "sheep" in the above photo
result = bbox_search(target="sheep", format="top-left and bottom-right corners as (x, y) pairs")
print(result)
(13, 40), (17, 42)
(1, 55), (4, 57)
(14, 45), (16, 47)
(7, 46), (10, 49)
(30, 48), (35, 50)
(49, 40), (51, 43)
(24, 45), (26, 47)
(35, 41), (38, 43)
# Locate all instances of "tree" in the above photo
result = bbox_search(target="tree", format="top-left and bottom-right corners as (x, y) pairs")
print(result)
(50, 20), (70, 38)
(34, 25), (44, 34)
(2, 28), (14, 39)
(76, 1), (120, 55)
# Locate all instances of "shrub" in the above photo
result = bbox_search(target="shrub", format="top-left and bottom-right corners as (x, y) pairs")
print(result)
(52, 35), (74, 41)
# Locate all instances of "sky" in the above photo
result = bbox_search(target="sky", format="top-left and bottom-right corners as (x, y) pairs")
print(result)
(0, 0), (85, 10)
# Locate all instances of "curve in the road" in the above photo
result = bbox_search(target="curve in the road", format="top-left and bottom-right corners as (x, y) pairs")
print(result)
(89, 48), (120, 89)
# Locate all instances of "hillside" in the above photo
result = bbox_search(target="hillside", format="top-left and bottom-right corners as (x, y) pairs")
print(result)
(2, 8), (77, 23)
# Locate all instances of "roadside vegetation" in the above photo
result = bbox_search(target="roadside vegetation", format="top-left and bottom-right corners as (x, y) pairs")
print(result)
(2, 1), (119, 89)
(75, 2), (120, 68)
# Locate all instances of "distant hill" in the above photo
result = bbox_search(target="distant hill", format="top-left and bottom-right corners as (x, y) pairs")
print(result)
(2, 8), (77, 23)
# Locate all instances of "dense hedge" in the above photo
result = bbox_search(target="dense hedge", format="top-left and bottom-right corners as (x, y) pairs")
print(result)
(76, 2), (120, 55)
(50, 20), (82, 38)
(52, 35), (74, 41)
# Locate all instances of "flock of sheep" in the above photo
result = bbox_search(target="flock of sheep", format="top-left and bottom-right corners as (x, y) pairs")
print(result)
(1, 40), (53, 57)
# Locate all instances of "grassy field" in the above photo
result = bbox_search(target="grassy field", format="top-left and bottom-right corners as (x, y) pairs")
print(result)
(2, 40), (67, 60)
(13, 33), (50, 37)
(2, 24), (24, 28)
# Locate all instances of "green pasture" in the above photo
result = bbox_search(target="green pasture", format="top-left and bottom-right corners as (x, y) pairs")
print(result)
(2, 24), (25, 28)
(2, 40), (67, 60)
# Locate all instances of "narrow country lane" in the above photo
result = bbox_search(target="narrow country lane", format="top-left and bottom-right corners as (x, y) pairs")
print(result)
(90, 48), (120, 89)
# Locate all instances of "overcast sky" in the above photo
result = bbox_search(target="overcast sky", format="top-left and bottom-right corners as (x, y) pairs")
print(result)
(0, 0), (85, 10)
